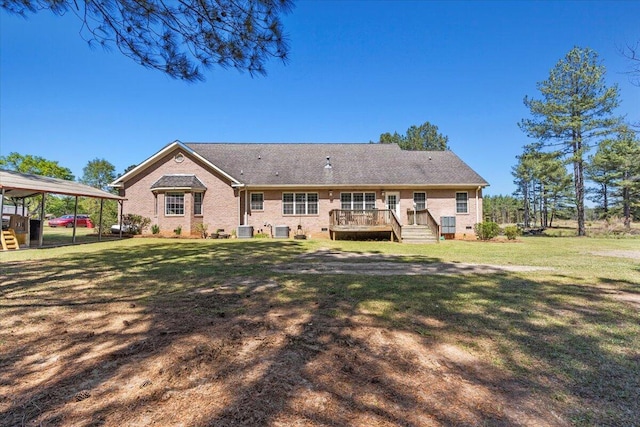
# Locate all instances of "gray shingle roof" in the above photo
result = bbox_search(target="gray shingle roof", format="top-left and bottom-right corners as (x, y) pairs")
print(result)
(150, 174), (206, 190)
(185, 143), (488, 187)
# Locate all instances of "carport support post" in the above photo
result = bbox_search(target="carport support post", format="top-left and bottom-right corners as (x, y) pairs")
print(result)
(118, 200), (124, 238)
(98, 198), (104, 241)
(39, 193), (46, 247)
(72, 196), (78, 244)
(0, 188), (4, 228)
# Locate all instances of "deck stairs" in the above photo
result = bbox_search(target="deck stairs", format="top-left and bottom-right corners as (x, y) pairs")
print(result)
(1, 229), (20, 251)
(401, 225), (438, 244)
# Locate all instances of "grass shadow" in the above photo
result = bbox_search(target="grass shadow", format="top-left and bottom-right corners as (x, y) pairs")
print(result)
(1, 239), (638, 425)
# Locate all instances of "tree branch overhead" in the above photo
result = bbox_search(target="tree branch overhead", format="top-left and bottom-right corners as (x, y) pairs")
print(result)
(2, 0), (293, 81)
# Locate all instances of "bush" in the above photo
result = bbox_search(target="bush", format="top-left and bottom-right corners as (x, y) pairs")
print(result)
(174, 225), (182, 236)
(503, 225), (520, 240)
(122, 214), (151, 235)
(474, 222), (500, 240)
(194, 223), (208, 238)
(254, 232), (271, 238)
(151, 224), (160, 235)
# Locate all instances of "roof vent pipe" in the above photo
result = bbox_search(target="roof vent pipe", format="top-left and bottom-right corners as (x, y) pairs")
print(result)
(325, 156), (332, 169)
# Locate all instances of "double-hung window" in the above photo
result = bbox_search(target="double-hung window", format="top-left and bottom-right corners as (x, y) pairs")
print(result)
(250, 193), (264, 211)
(165, 192), (185, 216)
(193, 192), (203, 215)
(456, 192), (468, 214)
(341, 192), (376, 210)
(282, 193), (318, 215)
(413, 192), (426, 210)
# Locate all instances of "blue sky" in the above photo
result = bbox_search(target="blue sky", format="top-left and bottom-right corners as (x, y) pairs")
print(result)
(1, 1), (639, 196)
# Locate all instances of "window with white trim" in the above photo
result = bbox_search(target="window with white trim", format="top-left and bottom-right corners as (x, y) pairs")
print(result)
(341, 192), (376, 210)
(456, 192), (468, 214)
(193, 192), (203, 215)
(250, 193), (264, 211)
(165, 193), (185, 215)
(413, 192), (426, 210)
(282, 192), (318, 215)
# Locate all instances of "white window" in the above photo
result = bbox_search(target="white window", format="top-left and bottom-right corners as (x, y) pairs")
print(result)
(250, 193), (264, 211)
(282, 193), (318, 215)
(165, 193), (185, 216)
(341, 192), (376, 210)
(194, 192), (203, 216)
(456, 192), (468, 214)
(413, 192), (426, 210)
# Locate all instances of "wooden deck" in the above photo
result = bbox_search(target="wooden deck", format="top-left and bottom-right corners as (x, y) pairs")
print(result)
(329, 209), (402, 242)
(329, 208), (441, 243)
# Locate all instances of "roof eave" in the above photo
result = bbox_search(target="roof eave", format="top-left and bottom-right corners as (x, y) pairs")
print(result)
(240, 182), (489, 189)
(151, 187), (207, 192)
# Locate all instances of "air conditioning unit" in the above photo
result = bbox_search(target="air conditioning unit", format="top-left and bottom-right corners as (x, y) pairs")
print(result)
(274, 225), (290, 238)
(237, 225), (254, 238)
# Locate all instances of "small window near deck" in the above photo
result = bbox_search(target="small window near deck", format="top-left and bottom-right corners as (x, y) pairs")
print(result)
(250, 193), (264, 211)
(413, 192), (426, 210)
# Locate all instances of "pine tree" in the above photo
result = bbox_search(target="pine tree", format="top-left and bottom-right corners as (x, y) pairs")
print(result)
(589, 126), (640, 229)
(519, 47), (621, 236)
(377, 121), (449, 151)
(2, 0), (292, 82)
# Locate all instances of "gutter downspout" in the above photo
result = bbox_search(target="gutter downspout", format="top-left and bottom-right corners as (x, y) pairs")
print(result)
(231, 183), (246, 227)
(476, 186), (481, 224)
(244, 187), (249, 225)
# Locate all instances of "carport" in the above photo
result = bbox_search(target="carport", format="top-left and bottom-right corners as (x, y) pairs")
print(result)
(1, 169), (125, 249)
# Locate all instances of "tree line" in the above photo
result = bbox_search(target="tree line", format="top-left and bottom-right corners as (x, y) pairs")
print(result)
(514, 46), (639, 233)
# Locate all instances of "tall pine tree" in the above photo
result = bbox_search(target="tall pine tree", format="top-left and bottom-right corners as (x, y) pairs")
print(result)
(588, 126), (640, 229)
(519, 47), (621, 236)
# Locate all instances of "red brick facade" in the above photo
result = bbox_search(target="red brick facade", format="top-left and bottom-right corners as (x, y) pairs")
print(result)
(116, 144), (484, 239)
(119, 147), (239, 236)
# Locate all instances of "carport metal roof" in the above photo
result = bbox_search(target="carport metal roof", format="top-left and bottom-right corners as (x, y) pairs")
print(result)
(0, 169), (124, 200)
(1, 169), (126, 249)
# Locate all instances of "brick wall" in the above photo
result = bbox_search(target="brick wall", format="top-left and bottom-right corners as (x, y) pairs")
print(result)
(120, 146), (483, 240)
(120, 147), (239, 235)
(243, 187), (483, 239)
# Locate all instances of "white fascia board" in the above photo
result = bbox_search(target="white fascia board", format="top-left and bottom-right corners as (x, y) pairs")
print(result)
(110, 141), (182, 187)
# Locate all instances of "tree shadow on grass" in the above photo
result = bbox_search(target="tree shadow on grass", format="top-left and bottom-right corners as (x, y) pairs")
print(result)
(1, 241), (639, 426)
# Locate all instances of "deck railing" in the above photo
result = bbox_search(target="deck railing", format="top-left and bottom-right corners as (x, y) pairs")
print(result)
(407, 208), (441, 241)
(389, 210), (402, 242)
(329, 209), (402, 241)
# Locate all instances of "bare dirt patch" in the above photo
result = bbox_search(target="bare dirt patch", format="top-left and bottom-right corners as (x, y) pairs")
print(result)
(590, 250), (640, 260)
(0, 258), (568, 427)
(274, 249), (553, 275)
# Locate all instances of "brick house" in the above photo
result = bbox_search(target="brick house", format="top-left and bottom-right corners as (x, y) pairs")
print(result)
(110, 141), (488, 241)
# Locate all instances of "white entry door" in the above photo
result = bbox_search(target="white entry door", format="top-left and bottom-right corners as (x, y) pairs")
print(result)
(385, 192), (401, 222)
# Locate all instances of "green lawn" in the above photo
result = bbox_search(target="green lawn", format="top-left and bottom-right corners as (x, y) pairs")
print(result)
(1, 236), (638, 425)
(29, 225), (125, 247)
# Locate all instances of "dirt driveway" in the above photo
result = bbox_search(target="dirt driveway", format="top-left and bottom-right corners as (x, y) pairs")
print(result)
(274, 249), (554, 275)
